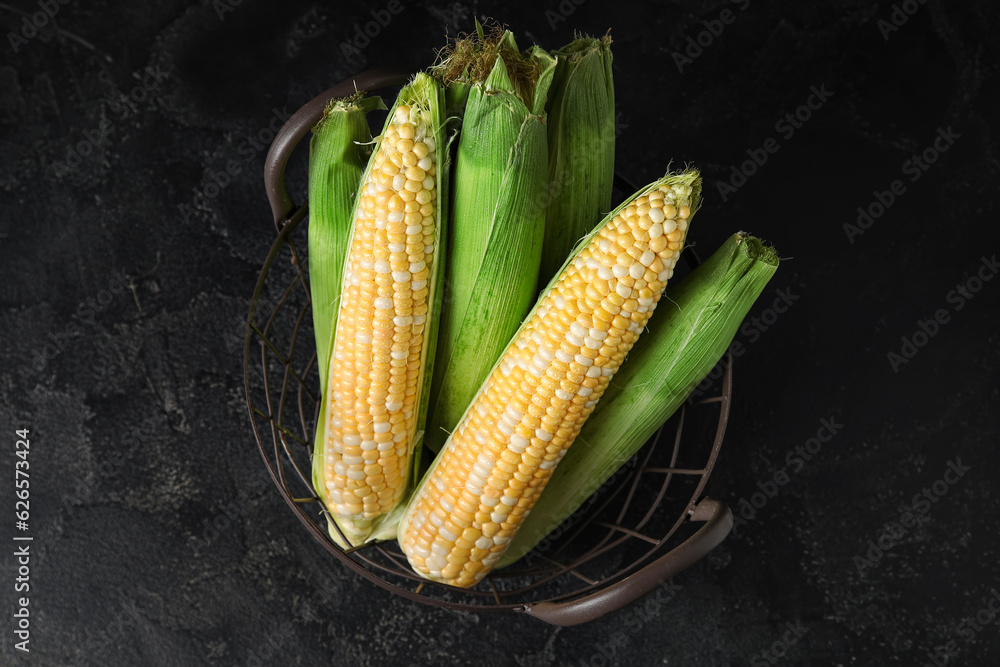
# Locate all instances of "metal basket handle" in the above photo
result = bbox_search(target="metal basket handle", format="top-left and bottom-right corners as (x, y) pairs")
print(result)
(263, 68), (411, 226)
(517, 498), (733, 626)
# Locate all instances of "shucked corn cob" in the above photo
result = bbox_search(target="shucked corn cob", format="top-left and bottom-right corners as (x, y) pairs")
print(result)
(308, 93), (382, 543)
(426, 28), (556, 453)
(319, 74), (447, 542)
(398, 170), (701, 587)
(499, 231), (779, 567)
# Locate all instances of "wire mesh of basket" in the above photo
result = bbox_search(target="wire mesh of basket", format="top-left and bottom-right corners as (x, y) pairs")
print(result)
(244, 69), (734, 626)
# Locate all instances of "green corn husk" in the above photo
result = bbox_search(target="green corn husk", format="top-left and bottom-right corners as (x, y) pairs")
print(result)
(499, 232), (780, 567)
(308, 92), (384, 397)
(538, 34), (615, 288)
(311, 74), (450, 548)
(443, 79), (472, 120)
(423, 28), (556, 453)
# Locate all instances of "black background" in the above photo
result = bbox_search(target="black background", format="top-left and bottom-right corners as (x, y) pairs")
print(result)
(2, 0), (999, 665)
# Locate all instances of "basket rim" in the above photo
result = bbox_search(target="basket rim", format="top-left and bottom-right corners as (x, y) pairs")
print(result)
(243, 204), (734, 617)
(244, 69), (735, 621)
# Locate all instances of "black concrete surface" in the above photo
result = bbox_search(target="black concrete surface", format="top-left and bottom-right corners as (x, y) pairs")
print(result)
(1, 0), (998, 665)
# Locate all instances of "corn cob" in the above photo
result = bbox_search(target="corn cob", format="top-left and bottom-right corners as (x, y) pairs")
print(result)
(398, 170), (701, 587)
(538, 35), (615, 288)
(498, 232), (779, 567)
(308, 93), (383, 546)
(318, 74), (447, 543)
(425, 28), (556, 453)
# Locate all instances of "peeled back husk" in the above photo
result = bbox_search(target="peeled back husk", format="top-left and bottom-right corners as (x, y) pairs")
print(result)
(424, 29), (556, 453)
(499, 232), (780, 567)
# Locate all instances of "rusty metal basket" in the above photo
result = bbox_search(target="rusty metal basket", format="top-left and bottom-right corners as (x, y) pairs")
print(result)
(244, 69), (734, 626)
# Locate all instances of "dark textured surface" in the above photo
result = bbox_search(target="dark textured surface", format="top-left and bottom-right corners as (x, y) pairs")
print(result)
(2, 0), (998, 665)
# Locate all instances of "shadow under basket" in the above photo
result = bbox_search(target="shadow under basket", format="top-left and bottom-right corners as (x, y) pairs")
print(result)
(244, 69), (734, 626)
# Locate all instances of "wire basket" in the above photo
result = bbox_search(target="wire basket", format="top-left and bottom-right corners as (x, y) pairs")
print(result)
(244, 69), (734, 626)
